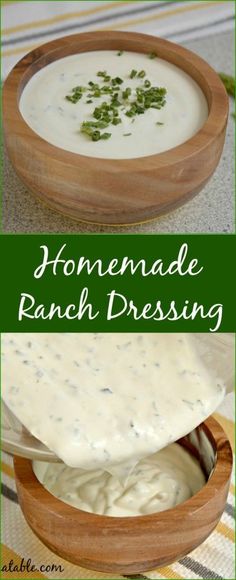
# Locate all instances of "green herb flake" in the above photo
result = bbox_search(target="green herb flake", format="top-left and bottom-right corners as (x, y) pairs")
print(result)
(137, 70), (146, 78)
(100, 132), (112, 140)
(218, 72), (235, 97)
(156, 122), (164, 125)
(112, 117), (122, 125)
(149, 52), (157, 59)
(97, 71), (111, 82)
(122, 87), (132, 99)
(112, 76), (124, 86)
(65, 85), (85, 103)
(92, 131), (101, 141)
(125, 108), (136, 118)
(130, 69), (137, 79)
(67, 66), (167, 142)
(117, 50), (124, 56)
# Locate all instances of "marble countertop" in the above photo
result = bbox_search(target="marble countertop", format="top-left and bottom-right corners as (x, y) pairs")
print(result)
(3, 30), (234, 234)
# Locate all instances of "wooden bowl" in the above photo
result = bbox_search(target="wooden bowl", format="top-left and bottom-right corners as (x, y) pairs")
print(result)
(13, 417), (232, 574)
(3, 31), (228, 226)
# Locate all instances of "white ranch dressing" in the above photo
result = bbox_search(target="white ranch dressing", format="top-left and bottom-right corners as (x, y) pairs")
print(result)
(2, 333), (224, 476)
(19, 51), (208, 159)
(34, 442), (206, 517)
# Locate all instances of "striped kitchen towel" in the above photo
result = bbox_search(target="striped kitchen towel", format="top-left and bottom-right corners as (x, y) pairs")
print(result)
(1, 393), (235, 580)
(1, 1), (235, 78)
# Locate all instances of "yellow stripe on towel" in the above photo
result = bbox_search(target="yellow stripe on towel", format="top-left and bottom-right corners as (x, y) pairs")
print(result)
(2, 1), (134, 35)
(1, 462), (14, 479)
(157, 565), (184, 579)
(230, 483), (235, 495)
(1, 0), (224, 58)
(2, 42), (40, 57)
(217, 521), (235, 543)
(100, 1), (225, 31)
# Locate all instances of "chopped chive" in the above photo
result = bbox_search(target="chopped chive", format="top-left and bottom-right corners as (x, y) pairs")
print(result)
(81, 120), (109, 130)
(218, 72), (235, 97)
(67, 67), (167, 141)
(122, 87), (132, 99)
(65, 85), (85, 103)
(125, 108), (136, 117)
(138, 70), (146, 78)
(96, 121), (109, 128)
(156, 122), (164, 125)
(91, 130), (101, 141)
(97, 71), (111, 82)
(117, 50), (124, 56)
(100, 132), (112, 140)
(149, 52), (157, 59)
(112, 117), (122, 125)
(112, 76), (123, 85)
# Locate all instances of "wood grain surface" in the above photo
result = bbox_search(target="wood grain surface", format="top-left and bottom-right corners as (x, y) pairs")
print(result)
(3, 31), (229, 226)
(13, 417), (232, 574)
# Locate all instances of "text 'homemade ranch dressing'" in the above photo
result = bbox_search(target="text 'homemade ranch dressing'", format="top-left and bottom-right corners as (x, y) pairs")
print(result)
(2, 333), (225, 477)
(34, 442), (206, 517)
(19, 51), (208, 159)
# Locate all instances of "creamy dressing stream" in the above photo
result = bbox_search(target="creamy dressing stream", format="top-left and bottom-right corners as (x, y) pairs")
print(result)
(34, 442), (206, 517)
(2, 333), (224, 477)
(19, 51), (208, 159)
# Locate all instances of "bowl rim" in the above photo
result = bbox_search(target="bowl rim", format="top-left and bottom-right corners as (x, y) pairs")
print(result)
(14, 416), (233, 527)
(3, 30), (229, 169)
